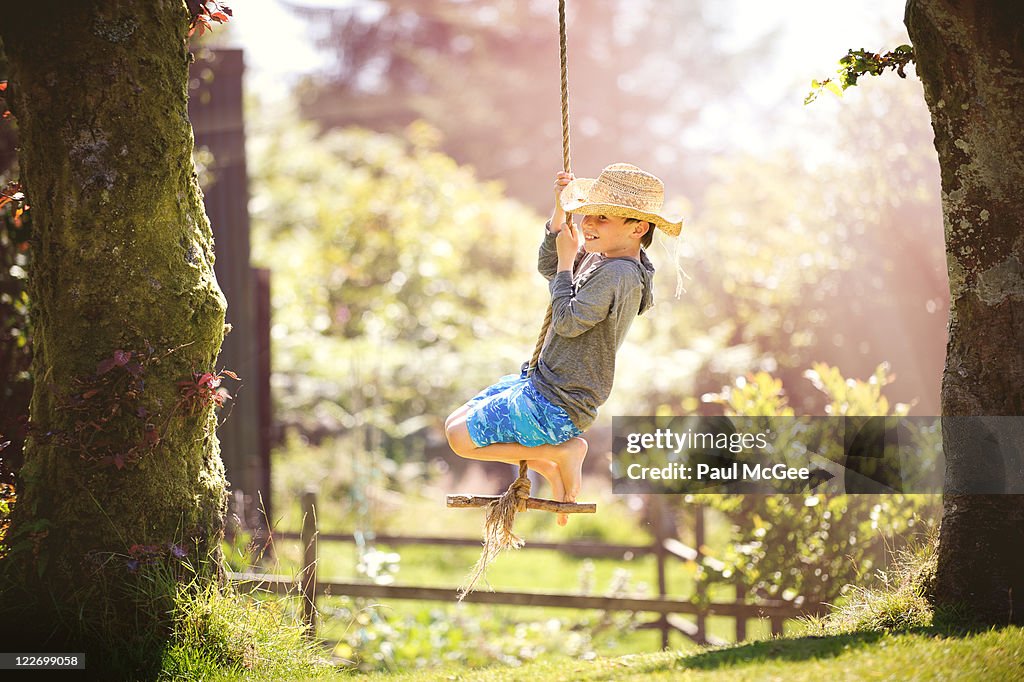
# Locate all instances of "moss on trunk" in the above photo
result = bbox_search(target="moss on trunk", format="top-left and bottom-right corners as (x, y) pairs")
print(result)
(0, 0), (228, 668)
(905, 0), (1024, 626)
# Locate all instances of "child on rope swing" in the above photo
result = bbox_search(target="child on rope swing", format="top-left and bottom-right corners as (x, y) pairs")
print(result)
(445, 163), (682, 525)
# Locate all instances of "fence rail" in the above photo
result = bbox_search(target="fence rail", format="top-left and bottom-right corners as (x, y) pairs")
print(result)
(227, 492), (823, 648)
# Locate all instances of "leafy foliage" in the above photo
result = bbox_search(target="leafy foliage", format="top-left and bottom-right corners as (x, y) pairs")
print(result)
(803, 361), (911, 417)
(187, 1), (232, 38)
(249, 110), (547, 445)
(177, 368), (238, 416)
(806, 45), (915, 104)
(694, 363), (939, 605)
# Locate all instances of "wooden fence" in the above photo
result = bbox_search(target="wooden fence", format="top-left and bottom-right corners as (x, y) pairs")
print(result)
(228, 491), (822, 649)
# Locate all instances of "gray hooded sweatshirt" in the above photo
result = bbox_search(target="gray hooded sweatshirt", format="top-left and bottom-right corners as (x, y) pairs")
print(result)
(530, 223), (655, 431)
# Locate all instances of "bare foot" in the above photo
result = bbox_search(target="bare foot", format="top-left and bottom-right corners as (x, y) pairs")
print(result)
(528, 460), (569, 526)
(553, 437), (588, 504)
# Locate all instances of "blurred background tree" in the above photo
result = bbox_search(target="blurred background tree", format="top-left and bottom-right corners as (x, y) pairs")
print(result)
(286, 0), (765, 213)
(249, 108), (547, 455)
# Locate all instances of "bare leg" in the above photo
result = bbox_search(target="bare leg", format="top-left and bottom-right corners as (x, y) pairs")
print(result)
(445, 413), (588, 519)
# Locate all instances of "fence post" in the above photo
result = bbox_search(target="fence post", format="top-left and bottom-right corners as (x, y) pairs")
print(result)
(770, 615), (784, 638)
(734, 583), (747, 642)
(694, 504), (706, 645)
(650, 497), (670, 650)
(300, 489), (318, 638)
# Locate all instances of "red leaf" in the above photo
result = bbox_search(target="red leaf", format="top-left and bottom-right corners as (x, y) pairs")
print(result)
(221, 369), (239, 380)
(211, 11), (228, 22)
(0, 81), (7, 91)
(197, 372), (215, 386)
(113, 454), (125, 470)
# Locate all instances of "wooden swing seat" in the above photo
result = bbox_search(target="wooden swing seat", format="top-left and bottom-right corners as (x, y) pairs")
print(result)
(447, 494), (596, 513)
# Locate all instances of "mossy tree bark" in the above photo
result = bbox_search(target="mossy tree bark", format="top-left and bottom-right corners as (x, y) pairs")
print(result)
(905, 0), (1024, 626)
(0, 0), (228, 665)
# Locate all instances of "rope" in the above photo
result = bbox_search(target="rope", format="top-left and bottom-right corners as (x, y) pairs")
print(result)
(459, 0), (573, 600)
(457, 461), (531, 600)
(527, 0), (572, 377)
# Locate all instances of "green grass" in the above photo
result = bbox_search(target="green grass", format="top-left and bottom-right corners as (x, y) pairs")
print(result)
(159, 572), (335, 681)
(805, 531), (938, 636)
(339, 625), (1024, 681)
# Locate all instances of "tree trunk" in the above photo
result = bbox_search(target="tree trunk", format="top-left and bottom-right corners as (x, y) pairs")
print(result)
(905, 0), (1024, 626)
(0, 0), (228, 670)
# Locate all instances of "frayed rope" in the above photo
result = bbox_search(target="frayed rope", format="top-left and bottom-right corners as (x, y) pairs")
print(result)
(457, 462), (531, 600)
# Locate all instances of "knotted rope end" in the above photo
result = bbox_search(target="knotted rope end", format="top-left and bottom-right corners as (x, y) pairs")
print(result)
(457, 464), (532, 601)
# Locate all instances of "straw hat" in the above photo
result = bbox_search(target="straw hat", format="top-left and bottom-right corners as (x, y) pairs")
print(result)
(559, 163), (683, 236)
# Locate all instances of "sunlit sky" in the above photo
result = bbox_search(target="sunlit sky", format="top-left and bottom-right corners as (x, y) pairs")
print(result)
(229, 1), (907, 78)
(227, 0), (913, 147)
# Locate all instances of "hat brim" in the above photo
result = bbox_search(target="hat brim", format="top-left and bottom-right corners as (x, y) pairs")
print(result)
(560, 178), (683, 237)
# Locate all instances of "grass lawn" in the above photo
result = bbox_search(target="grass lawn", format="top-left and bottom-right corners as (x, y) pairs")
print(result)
(334, 625), (1024, 681)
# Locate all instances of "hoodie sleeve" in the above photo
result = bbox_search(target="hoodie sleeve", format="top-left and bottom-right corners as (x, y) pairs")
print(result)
(549, 261), (640, 338)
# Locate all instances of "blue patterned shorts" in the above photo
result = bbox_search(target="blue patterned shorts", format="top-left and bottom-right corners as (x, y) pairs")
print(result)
(465, 371), (583, 448)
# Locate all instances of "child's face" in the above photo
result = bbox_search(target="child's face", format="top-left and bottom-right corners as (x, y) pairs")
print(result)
(580, 214), (644, 256)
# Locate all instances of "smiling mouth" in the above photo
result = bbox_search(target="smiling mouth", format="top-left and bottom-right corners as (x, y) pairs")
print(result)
(584, 233), (598, 241)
